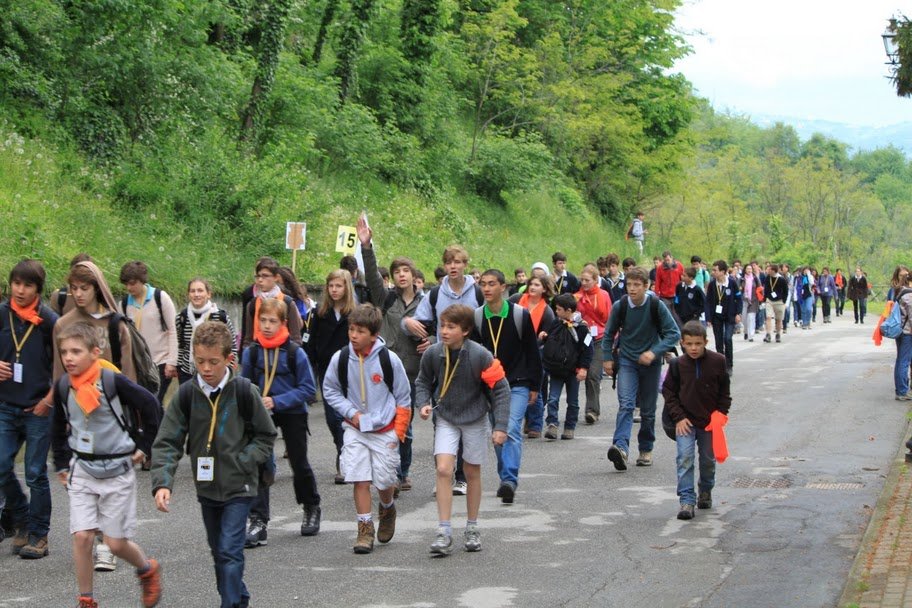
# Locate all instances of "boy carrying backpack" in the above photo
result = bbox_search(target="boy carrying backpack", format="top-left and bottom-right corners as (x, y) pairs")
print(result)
(541, 294), (593, 441)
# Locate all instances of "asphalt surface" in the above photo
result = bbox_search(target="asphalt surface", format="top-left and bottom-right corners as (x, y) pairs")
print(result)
(0, 314), (905, 608)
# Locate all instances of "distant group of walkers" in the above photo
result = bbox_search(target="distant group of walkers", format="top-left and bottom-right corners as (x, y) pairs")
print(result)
(0, 223), (875, 606)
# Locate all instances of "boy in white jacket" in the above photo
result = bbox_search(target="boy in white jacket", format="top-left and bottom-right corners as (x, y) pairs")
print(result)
(322, 304), (412, 554)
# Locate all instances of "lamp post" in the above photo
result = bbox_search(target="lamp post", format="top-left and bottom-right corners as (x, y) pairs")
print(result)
(883, 18), (899, 66)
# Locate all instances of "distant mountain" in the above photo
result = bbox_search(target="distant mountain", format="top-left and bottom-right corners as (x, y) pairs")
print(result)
(750, 114), (912, 155)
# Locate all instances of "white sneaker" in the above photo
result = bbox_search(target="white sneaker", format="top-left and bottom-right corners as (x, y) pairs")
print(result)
(452, 481), (468, 496)
(94, 542), (117, 572)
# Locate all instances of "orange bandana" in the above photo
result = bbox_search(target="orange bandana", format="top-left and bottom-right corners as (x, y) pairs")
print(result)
(10, 299), (42, 325)
(518, 294), (547, 333)
(256, 325), (289, 349)
(70, 361), (102, 416)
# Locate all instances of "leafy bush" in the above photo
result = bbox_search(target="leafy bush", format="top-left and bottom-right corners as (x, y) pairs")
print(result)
(465, 134), (554, 204)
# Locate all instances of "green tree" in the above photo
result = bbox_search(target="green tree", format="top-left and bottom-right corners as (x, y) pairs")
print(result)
(334, 0), (376, 102)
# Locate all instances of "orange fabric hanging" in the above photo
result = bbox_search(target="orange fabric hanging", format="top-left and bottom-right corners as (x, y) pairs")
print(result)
(873, 301), (893, 346)
(10, 299), (42, 325)
(517, 293), (547, 333)
(70, 361), (102, 416)
(705, 411), (729, 463)
(394, 407), (412, 442)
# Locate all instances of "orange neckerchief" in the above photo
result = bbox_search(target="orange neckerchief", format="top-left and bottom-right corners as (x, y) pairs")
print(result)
(252, 293), (285, 340)
(70, 361), (102, 416)
(256, 325), (290, 349)
(10, 299), (42, 325)
(835, 274), (845, 288)
(518, 293), (547, 333)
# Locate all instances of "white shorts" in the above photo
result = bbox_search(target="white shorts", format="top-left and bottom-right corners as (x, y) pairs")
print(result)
(434, 416), (490, 465)
(68, 462), (137, 539)
(340, 424), (400, 490)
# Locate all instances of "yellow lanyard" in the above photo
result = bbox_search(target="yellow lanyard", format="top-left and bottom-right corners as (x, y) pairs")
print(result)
(261, 348), (280, 397)
(358, 353), (367, 409)
(8, 312), (36, 363)
(770, 277), (778, 293)
(486, 316), (505, 359)
(205, 390), (223, 453)
(439, 347), (461, 400)
(716, 283), (724, 301)
(303, 310), (311, 332)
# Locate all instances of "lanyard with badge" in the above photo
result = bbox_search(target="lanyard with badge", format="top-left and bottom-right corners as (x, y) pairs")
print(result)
(715, 283), (724, 315)
(9, 311), (35, 383)
(197, 389), (221, 482)
(261, 348), (280, 397)
(770, 276), (779, 300)
(438, 347), (461, 403)
(487, 315), (505, 358)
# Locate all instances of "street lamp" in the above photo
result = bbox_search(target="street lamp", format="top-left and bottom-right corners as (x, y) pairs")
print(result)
(883, 18), (899, 65)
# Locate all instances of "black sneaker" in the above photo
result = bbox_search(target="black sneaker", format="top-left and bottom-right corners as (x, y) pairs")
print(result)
(584, 412), (597, 425)
(677, 504), (695, 520)
(607, 445), (628, 471)
(301, 505), (321, 536)
(775, 333), (781, 343)
(697, 491), (713, 509)
(244, 518), (268, 548)
(498, 482), (516, 504)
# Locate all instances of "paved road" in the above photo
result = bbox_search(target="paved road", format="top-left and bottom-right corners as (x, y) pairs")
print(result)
(0, 315), (905, 607)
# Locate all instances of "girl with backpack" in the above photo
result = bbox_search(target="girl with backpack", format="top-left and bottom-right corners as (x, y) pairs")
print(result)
(306, 269), (356, 484)
(175, 278), (237, 384)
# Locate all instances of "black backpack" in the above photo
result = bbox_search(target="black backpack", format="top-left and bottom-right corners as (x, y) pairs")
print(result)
(336, 344), (395, 397)
(107, 314), (162, 395)
(121, 289), (168, 333)
(541, 322), (581, 378)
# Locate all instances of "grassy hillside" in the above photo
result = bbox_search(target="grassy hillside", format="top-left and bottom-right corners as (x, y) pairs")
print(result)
(0, 123), (635, 299)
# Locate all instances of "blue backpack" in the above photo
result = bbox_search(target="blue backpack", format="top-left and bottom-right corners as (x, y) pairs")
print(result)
(880, 300), (904, 339)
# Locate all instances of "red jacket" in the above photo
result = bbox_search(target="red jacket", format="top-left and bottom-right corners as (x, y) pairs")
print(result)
(655, 261), (685, 299)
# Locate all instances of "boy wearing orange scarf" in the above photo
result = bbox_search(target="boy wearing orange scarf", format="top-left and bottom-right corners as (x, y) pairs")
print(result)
(51, 323), (162, 608)
(661, 321), (730, 521)
(0, 259), (58, 560)
(240, 299), (319, 547)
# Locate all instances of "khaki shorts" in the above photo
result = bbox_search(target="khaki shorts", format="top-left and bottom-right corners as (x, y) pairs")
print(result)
(434, 416), (490, 465)
(68, 462), (137, 539)
(340, 424), (400, 490)
(771, 301), (786, 322)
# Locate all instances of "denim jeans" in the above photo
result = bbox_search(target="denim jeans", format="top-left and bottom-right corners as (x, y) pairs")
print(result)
(801, 299), (814, 327)
(524, 389), (545, 433)
(612, 357), (662, 454)
(676, 426), (716, 505)
(493, 386), (529, 487)
(710, 319), (734, 370)
(0, 401), (51, 537)
(200, 495), (254, 608)
(895, 334), (912, 397)
(853, 298), (867, 323)
(546, 375), (580, 429)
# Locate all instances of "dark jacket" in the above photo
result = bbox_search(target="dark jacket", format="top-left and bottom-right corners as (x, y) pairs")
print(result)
(848, 275), (869, 300)
(763, 274), (788, 303)
(554, 272), (580, 295)
(662, 350), (731, 430)
(471, 301), (543, 390)
(675, 283), (705, 324)
(151, 373), (277, 502)
(0, 300), (57, 408)
(705, 277), (742, 324)
(241, 340), (317, 414)
(541, 317), (593, 378)
(306, 308), (350, 384)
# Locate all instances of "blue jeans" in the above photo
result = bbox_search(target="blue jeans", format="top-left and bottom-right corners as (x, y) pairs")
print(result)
(676, 426), (716, 505)
(895, 334), (912, 397)
(200, 496), (253, 608)
(0, 401), (51, 537)
(613, 358), (662, 454)
(546, 375), (580, 429)
(493, 386), (529, 487)
(800, 298), (814, 327)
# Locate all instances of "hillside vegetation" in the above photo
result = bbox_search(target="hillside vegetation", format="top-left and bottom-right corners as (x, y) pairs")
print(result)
(1, 0), (910, 296)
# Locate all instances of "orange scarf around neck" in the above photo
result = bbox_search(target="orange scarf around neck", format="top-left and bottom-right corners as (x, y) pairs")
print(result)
(252, 294), (285, 340)
(10, 299), (42, 325)
(71, 361), (102, 416)
(256, 325), (290, 349)
(518, 293), (546, 333)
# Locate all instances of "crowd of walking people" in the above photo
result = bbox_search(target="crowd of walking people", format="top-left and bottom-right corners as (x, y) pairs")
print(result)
(0, 217), (879, 607)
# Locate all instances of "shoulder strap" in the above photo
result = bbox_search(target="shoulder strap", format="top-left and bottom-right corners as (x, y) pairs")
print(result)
(378, 346), (394, 395)
(154, 288), (167, 332)
(474, 308), (484, 336)
(234, 376), (254, 423)
(383, 289), (398, 313)
(55, 374), (72, 423)
(511, 303), (524, 339)
(108, 314), (123, 369)
(57, 288), (68, 313)
(121, 294), (129, 315)
(286, 341), (299, 384)
(429, 287), (440, 323)
(100, 369), (134, 439)
(338, 345), (351, 397)
(649, 294), (660, 326)
(474, 284), (484, 306)
(617, 295), (630, 327)
(177, 379), (195, 421)
(670, 357), (680, 383)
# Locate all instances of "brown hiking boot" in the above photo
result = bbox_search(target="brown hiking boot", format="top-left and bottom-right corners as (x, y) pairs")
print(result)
(137, 558), (162, 607)
(19, 534), (49, 559)
(10, 527), (28, 555)
(377, 503), (396, 544)
(353, 520), (375, 554)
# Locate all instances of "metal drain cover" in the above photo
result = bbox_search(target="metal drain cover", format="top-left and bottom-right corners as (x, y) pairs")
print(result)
(731, 476), (793, 489)
(804, 482), (864, 490)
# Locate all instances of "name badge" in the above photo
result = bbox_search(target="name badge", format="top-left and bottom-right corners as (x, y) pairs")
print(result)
(197, 457), (215, 482)
(359, 414), (373, 433)
(590, 325), (598, 337)
(715, 304), (723, 315)
(13, 363), (23, 383)
(771, 291), (777, 299)
(77, 430), (95, 454)
(824, 288), (830, 293)
(301, 333), (310, 344)
(583, 333), (593, 346)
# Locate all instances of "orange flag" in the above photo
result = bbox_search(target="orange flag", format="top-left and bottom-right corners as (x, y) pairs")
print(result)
(705, 411), (729, 463)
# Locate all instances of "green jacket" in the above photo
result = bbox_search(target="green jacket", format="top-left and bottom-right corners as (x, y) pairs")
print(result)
(151, 374), (277, 502)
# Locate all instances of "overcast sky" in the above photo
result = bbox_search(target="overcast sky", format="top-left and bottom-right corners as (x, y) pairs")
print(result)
(673, 0), (912, 127)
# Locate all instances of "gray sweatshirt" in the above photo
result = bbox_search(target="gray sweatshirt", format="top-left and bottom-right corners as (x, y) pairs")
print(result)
(415, 340), (511, 431)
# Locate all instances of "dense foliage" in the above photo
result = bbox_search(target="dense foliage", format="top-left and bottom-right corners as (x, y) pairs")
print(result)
(0, 0), (909, 295)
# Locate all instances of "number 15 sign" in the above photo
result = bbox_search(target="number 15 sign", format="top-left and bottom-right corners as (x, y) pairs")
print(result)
(336, 225), (357, 254)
